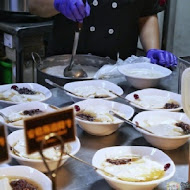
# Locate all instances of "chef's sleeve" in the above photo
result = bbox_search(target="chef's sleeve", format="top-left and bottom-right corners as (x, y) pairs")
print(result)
(140, 0), (167, 17)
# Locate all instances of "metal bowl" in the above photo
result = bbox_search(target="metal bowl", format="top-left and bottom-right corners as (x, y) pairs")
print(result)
(36, 54), (116, 88)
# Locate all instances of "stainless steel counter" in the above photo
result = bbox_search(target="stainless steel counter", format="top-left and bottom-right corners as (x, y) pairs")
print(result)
(6, 67), (190, 189)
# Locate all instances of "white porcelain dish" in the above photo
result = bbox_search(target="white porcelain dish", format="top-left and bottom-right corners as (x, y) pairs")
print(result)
(92, 146), (175, 190)
(0, 165), (51, 190)
(8, 130), (81, 172)
(73, 99), (134, 136)
(0, 83), (52, 105)
(64, 80), (123, 102)
(117, 62), (172, 89)
(0, 102), (56, 131)
(126, 88), (182, 112)
(132, 111), (190, 150)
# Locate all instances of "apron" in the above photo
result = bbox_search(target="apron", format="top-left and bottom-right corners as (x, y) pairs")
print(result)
(47, 0), (145, 60)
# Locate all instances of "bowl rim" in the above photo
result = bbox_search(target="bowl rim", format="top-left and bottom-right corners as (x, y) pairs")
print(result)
(92, 146), (175, 185)
(0, 101), (56, 130)
(0, 83), (52, 104)
(125, 88), (182, 112)
(8, 130), (81, 163)
(117, 62), (172, 80)
(132, 111), (190, 139)
(63, 79), (124, 100)
(73, 99), (134, 125)
(0, 165), (52, 189)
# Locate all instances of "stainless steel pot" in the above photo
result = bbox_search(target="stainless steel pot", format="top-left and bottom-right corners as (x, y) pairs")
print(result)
(32, 53), (116, 88)
(0, 0), (29, 13)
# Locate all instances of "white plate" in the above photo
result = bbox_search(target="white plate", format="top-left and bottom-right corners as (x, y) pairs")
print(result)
(0, 165), (51, 190)
(125, 88), (182, 111)
(92, 146), (175, 190)
(0, 83), (52, 104)
(8, 130), (81, 172)
(64, 80), (123, 102)
(132, 111), (190, 150)
(0, 102), (56, 131)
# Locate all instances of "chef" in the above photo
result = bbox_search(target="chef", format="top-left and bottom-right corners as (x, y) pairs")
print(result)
(29, 0), (177, 67)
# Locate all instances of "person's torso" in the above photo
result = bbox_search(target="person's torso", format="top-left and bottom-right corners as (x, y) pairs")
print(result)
(47, 0), (145, 60)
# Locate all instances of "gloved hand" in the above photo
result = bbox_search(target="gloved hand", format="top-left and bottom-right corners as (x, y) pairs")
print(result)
(146, 49), (177, 68)
(54, 0), (90, 22)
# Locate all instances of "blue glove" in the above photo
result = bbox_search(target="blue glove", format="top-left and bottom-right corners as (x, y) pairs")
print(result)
(146, 49), (177, 68)
(54, 0), (90, 22)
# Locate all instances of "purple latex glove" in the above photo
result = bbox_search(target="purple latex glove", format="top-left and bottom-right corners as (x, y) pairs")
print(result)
(54, 0), (90, 22)
(146, 49), (178, 68)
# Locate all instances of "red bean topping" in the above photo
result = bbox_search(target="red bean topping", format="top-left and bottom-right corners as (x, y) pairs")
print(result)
(106, 158), (132, 165)
(164, 163), (171, 171)
(134, 94), (139, 100)
(74, 105), (80, 112)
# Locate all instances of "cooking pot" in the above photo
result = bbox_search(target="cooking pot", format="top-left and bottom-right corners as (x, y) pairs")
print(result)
(0, 0), (29, 13)
(32, 53), (116, 88)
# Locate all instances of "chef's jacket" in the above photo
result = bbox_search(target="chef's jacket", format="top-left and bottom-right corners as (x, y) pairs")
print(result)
(47, 0), (166, 60)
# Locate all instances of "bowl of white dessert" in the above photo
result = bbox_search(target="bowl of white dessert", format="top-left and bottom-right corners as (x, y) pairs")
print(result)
(118, 62), (172, 89)
(125, 88), (182, 112)
(64, 80), (123, 102)
(0, 83), (52, 105)
(92, 146), (175, 190)
(0, 102), (56, 131)
(0, 165), (51, 190)
(8, 130), (80, 172)
(132, 111), (190, 150)
(72, 99), (134, 136)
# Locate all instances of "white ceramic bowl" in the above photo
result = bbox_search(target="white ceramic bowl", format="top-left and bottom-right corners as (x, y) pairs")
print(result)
(73, 99), (134, 136)
(0, 102), (56, 131)
(0, 83), (52, 105)
(8, 130), (81, 172)
(125, 88), (182, 112)
(92, 146), (175, 190)
(64, 80), (123, 102)
(0, 165), (51, 190)
(132, 111), (190, 150)
(118, 62), (172, 89)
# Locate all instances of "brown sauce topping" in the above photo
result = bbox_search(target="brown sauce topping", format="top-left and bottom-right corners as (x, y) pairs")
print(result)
(76, 113), (95, 121)
(106, 158), (132, 165)
(10, 179), (38, 190)
(163, 102), (180, 109)
(175, 121), (190, 134)
(23, 109), (43, 116)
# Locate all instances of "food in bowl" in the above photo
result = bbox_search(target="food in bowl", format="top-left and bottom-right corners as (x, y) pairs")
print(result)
(0, 166), (51, 190)
(10, 136), (71, 161)
(132, 111), (190, 150)
(126, 88), (182, 111)
(75, 105), (126, 123)
(8, 130), (80, 172)
(70, 85), (114, 98)
(135, 116), (190, 136)
(73, 99), (134, 136)
(0, 177), (41, 190)
(6, 109), (44, 126)
(117, 62), (172, 89)
(0, 85), (46, 103)
(92, 146), (175, 190)
(101, 155), (169, 182)
(123, 68), (164, 78)
(131, 93), (180, 109)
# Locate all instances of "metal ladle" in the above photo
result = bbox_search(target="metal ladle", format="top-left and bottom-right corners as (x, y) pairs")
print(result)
(64, 13), (88, 78)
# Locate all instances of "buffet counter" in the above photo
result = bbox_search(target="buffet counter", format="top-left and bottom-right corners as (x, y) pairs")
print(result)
(5, 67), (189, 190)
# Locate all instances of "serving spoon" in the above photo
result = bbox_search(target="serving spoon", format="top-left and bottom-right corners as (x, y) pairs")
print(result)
(109, 110), (154, 134)
(63, 1), (88, 78)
